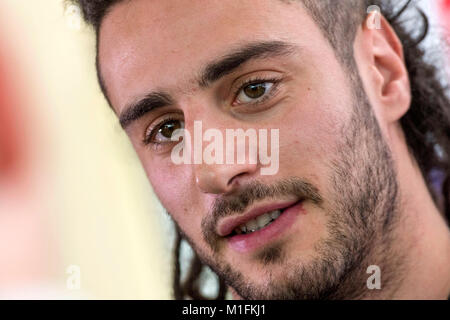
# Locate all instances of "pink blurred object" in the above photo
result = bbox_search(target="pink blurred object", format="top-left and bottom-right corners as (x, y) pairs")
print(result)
(440, 0), (450, 31)
(0, 26), (60, 298)
(0, 42), (25, 179)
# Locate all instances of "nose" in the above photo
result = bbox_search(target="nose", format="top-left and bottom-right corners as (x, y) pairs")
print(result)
(195, 162), (258, 194)
(184, 101), (259, 194)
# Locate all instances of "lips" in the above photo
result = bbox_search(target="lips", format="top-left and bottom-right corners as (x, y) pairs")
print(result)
(217, 199), (302, 238)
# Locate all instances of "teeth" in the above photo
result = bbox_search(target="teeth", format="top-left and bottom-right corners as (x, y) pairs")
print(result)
(246, 220), (258, 232)
(256, 213), (272, 228)
(235, 209), (282, 235)
(270, 210), (281, 220)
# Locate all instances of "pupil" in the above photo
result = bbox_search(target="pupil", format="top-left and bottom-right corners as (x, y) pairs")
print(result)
(244, 83), (266, 98)
(160, 120), (180, 139)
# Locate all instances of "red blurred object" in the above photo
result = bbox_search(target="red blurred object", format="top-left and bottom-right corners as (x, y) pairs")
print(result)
(440, 0), (450, 28)
(0, 44), (25, 177)
(443, 0), (450, 10)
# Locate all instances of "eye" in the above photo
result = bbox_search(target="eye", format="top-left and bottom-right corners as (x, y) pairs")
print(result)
(146, 118), (185, 145)
(234, 81), (276, 105)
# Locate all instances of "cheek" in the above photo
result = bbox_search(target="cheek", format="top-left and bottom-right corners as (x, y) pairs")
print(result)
(280, 94), (348, 159)
(276, 87), (350, 194)
(277, 64), (352, 161)
(146, 160), (189, 208)
(143, 158), (203, 234)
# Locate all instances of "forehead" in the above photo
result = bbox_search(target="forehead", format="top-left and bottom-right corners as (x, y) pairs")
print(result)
(98, 0), (324, 114)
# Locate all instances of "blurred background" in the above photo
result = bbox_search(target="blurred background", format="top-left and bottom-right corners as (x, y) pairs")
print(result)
(0, 0), (449, 299)
(0, 0), (173, 299)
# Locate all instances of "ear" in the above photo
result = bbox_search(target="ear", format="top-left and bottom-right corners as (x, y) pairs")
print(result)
(356, 12), (411, 126)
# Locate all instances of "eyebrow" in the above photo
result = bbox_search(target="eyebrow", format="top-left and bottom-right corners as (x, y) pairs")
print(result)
(199, 40), (297, 88)
(119, 40), (297, 129)
(119, 92), (173, 128)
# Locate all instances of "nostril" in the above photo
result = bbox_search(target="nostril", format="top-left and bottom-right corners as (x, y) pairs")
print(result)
(227, 172), (247, 187)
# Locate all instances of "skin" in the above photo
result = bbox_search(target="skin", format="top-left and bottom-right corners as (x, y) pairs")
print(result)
(98, 0), (450, 299)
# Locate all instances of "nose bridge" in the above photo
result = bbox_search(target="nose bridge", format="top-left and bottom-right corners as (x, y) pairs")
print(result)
(183, 103), (259, 194)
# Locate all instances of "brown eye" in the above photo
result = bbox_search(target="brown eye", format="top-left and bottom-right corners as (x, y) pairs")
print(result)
(236, 82), (274, 104)
(159, 120), (182, 138)
(150, 119), (185, 143)
(244, 83), (267, 99)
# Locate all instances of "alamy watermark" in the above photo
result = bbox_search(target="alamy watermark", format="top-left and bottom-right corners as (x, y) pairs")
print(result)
(66, 265), (81, 290)
(65, 4), (82, 31)
(170, 121), (280, 176)
(367, 5), (382, 30)
(366, 265), (381, 290)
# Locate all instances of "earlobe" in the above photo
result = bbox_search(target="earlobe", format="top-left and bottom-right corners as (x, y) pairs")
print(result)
(363, 14), (411, 123)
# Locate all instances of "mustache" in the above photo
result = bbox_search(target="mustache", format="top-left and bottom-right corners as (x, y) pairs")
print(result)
(202, 177), (323, 252)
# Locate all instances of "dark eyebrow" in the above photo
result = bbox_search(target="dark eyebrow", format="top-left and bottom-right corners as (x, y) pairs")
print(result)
(119, 91), (174, 129)
(118, 41), (297, 129)
(199, 40), (298, 88)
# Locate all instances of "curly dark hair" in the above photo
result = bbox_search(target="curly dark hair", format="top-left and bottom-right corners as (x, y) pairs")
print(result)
(70, 0), (450, 299)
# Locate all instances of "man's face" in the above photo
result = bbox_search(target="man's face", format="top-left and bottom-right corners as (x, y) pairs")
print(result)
(99, 0), (399, 299)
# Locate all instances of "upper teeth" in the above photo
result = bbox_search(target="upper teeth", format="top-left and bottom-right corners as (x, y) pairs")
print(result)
(234, 210), (281, 235)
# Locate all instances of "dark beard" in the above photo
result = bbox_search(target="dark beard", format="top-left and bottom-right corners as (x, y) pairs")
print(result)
(176, 76), (405, 300)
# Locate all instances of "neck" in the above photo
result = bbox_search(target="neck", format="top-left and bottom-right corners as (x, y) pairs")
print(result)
(389, 136), (450, 299)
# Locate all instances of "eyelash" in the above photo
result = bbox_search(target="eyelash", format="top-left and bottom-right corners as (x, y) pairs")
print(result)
(142, 116), (181, 147)
(232, 76), (282, 106)
(142, 77), (282, 147)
